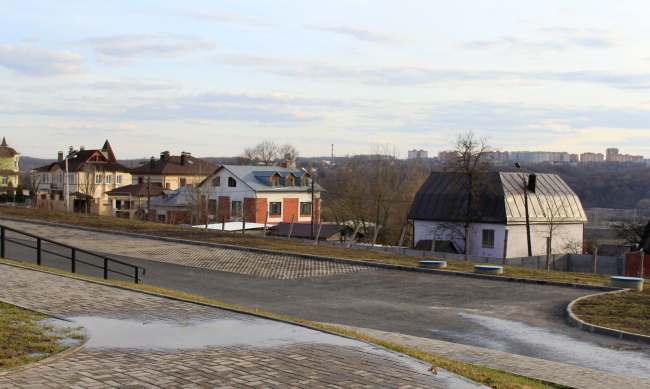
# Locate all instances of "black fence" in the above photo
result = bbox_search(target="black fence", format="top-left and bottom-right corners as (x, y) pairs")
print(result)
(0, 225), (145, 283)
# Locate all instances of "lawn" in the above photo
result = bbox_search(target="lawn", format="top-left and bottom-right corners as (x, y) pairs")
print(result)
(0, 206), (613, 286)
(572, 286), (650, 337)
(0, 301), (84, 371)
(0, 258), (569, 389)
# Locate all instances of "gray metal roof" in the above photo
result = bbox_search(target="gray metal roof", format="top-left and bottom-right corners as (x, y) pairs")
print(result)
(408, 172), (587, 224)
(219, 165), (324, 192)
(146, 186), (194, 207)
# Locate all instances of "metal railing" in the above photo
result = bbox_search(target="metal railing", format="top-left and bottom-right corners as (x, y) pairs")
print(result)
(0, 225), (145, 283)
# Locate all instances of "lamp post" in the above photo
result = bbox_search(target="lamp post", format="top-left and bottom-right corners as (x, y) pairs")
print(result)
(65, 154), (77, 213)
(515, 162), (532, 257)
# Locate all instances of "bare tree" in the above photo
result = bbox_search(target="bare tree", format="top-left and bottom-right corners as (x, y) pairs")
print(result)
(238, 147), (258, 166)
(611, 220), (646, 247)
(255, 140), (280, 165)
(535, 193), (575, 270)
(79, 164), (100, 213)
(22, 170), (43, 207)
(279, 142), (300, 160)
(238, 140), (301, 166)
(445, 130), (494, 257)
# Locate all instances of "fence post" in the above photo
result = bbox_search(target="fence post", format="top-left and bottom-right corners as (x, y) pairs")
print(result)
(242, 217), (246, 235)
(639, 251), (644, 278)
(370, 226), (379, 250)
(71, 249), (76, 273)
(465, 227), (469, 261)
(592, 250), (598, 274)
(37, 238), (42, 266)
(546, 237), (551, 271)
(397, 227), (406, 255)
(222, 216), (226, 231)
(314, 222), (323, 244)
(287, 215), (295, 241)
(347, 225), (361, 248)
(430, 228), (438, 257)
(262, 212), (268, 238)
(502, 230), (508, 265)
(103, 258), (108, 279)
(1, 227), (4, 258)
(134, 267), (139, 284)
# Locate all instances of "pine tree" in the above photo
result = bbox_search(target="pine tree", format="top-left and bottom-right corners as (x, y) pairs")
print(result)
(6, 181), (14, 202)
(15, 184), (24, 203)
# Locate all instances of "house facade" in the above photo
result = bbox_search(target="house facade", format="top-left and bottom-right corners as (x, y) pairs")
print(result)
(409, 172), (587, 258)
(128, 151), (217, 190)
(198, 164), (322, 225)
(0, 137), (20, 188)
(36, 141), (131, 215)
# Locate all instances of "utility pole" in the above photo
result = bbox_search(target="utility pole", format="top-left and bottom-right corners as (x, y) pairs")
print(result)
(310, 177), (315, 239)
(515, 162), (533, 257)
(147, 171), (151, 222)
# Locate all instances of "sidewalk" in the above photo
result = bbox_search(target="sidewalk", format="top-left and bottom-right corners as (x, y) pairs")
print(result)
(0, 263), (485, 389)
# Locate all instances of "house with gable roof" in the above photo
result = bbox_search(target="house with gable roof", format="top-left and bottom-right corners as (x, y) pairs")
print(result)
(36, 140), (131, 214)
(197, 163), (323, 225)
(0, 137), (20, 188)
(129, 151), (217, 190)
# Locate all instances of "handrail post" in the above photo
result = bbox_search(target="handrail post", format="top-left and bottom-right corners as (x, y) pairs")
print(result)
(37, 238), (42, 266)
(103, 258), (108, 279)
(71, 249), (76, 273)
(1, 227), (4, 258)
(134, 267), (139, 284)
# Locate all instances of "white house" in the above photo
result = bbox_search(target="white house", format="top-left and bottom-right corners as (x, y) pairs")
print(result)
(199, 164), (323, 225)
(409, 172), (588, 258)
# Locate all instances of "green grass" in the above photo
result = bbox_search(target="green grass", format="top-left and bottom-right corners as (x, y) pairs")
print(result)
(0, 258), (570, 388)
(572, 286), (650, 336)
(0, 301), (84, 371)
(0, 206), (613, 286)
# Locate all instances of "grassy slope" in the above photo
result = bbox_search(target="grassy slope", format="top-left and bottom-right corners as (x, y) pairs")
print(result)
(0, 258), (568, 389)
(572, 287), (650, 336)
(0, 206), (612, 286)
(0, 301), (84, 371)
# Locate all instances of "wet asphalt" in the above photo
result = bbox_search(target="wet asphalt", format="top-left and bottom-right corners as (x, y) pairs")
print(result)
(5, 237), (650, 380)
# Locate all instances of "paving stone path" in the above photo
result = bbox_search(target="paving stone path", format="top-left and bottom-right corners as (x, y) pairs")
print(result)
(0, 219), (372, 279)
(0, 263), (485, 389)
(328, 324), (650, 389)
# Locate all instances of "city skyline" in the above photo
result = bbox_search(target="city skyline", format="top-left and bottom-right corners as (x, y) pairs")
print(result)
(2, 2), (650, 159)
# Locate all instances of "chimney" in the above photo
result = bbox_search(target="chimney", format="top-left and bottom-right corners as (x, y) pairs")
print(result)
(165, 183), (170, 190)
(527, 173), (537, 193)
(281, 161), (291, 169)
(80, 146), (85, 151)
(68, 146), (74, 156)
(161, 151), (170, 161)
(181, 151), (187, 166)
(150, 156), (155, 169)
(58, 151), (63, 162)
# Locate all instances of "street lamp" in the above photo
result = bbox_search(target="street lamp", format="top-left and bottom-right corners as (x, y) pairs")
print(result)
(65, 154), (77, 213)
(515, 162), (533, 257)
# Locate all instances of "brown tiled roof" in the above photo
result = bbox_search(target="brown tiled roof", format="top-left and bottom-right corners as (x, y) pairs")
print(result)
(105, 183), (164, 197)
(130, 155), (217, 175)
(0, 137), (18, 157)
(44, 150), (130, 173)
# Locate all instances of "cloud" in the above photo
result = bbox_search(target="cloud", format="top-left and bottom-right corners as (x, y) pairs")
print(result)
(0, 44), (88, 77)
(304, 24), (411, 44)
(170, 9), (273, 27)
(457, 25), (621, 52)
(215, 53), (650, 89)
(73, 34), (215, 66)
(87, 79), (182, 92)
(22, 37), (39, 43)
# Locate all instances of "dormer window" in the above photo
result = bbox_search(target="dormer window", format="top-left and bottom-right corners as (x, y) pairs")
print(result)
(301, 177), (309, 187)
(286, 177), (294, 186)
(271, 177), (279, 187)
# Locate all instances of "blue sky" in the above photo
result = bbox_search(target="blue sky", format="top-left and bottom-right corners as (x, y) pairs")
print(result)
(1, 1), (649, 159)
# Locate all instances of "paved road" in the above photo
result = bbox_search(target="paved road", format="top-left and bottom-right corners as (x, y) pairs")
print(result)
(2, 219), (650, 384)
(0, 263), (481, 388)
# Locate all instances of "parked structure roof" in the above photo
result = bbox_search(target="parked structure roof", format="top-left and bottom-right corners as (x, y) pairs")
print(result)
(408, 172), (587, 225)
(211, 165), (324, 192)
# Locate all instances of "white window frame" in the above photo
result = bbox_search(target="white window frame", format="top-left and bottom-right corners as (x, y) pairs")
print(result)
(95, 175), (102, 184)
(116, 175), (122, 184)
(106, 175), (112, 184)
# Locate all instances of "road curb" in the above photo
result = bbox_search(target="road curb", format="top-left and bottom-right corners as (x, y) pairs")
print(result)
(0, 216), (620, 292)
(567, 290), (650, 345)
(0, 304), (90, 377)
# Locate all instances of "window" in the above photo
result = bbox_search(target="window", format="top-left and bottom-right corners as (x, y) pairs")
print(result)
(271, 177), (278, 187)
(180, 178), (187, 187)
(300, 202), (312, 215)
(270, 202), (282, 215)
(482, 229), (495, 248)
(231, 201), (242, 216)
(301, 177), (309, 187)
(116, 175), (122, 184)
(41, 194), (46, 200)
(68, 174), (75, 185)
(106, 175), (112, 184)
(138, 177), (143, 184)
(157, 214), (166, 223)
(95, 175), (102, 184)
(1, 177), (6, 185)
(212, 177), (220, 187)
(208, 199), (217, 213)
(228, 177), (236, 187)
(56, 175), (61, 184)
(286, 177), (294, 186)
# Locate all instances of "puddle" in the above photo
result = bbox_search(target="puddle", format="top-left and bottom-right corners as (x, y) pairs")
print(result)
(427, 312), (650, 381)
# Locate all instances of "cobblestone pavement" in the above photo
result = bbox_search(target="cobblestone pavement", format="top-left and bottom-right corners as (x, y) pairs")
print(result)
(0, 219), (372, 279)
(328, 324), (650, 389)
(0, 263), (485, 389)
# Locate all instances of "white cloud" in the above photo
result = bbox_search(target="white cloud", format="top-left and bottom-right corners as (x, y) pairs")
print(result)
(304, 24), (411, 44)
(0, 44), (88, 77)
(73, 34), (215, 66)
(171, 9), (273, 27)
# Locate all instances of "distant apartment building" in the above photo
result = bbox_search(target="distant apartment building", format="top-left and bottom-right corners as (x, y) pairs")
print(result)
(580, 152), (604, 163)
(437, 150), (455, 162)
(408, 149), (428, 159)
(606, 148), (644, 163)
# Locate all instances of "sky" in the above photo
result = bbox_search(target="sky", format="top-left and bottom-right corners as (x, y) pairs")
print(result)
(1, 1), (650, 159)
